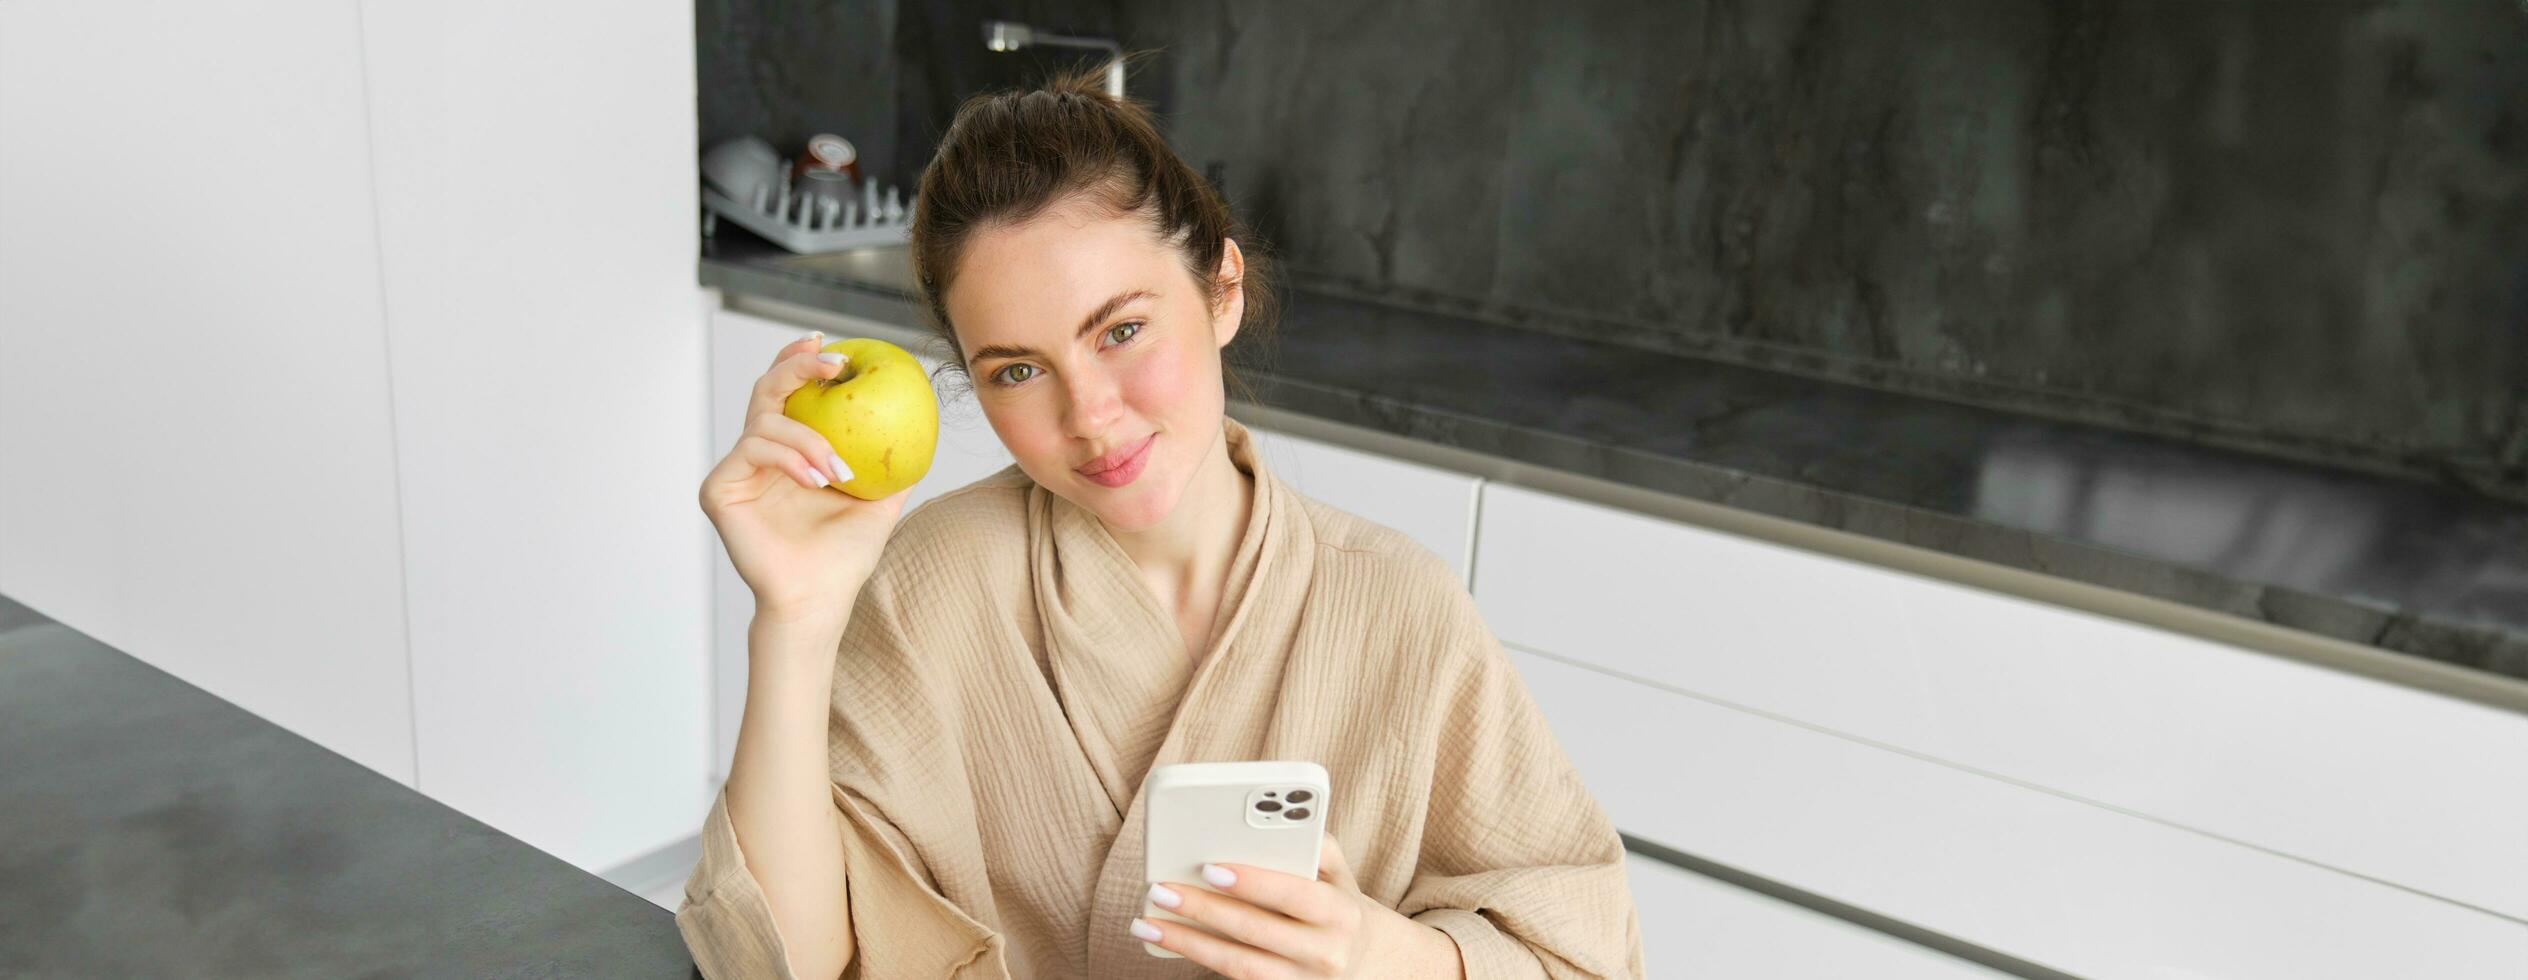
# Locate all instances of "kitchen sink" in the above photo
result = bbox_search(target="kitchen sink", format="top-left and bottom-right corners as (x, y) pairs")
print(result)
(769, 243), (921, 295)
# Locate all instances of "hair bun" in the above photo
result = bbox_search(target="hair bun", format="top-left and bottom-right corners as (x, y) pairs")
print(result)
(909, 48), (1281, 398)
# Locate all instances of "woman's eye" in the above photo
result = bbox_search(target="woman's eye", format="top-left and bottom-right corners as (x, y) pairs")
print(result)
(990, 324), (1135, 387)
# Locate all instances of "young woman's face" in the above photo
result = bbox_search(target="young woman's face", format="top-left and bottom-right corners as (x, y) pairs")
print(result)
(945, 200), (1244, 532)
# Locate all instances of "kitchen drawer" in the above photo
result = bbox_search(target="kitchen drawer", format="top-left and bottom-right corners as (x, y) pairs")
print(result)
(1246, 427), (1481, 584)
(1514, 650), (2528, 979)
(1476, 484), (2528, 919)
(1625, 853), (2012, 979)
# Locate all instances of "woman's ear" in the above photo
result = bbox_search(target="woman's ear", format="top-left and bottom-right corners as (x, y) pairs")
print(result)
(1212, 237), (1246, 350)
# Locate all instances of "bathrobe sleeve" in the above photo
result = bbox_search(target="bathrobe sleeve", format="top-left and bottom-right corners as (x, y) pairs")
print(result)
(674, 575), (1008, 980)
(1395, 587), (1647, 980)
(673, 784), (1004, 980)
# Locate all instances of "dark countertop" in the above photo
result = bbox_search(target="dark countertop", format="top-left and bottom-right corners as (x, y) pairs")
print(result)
(0, 593), (697, 979)
(701, 232), (2528, 693)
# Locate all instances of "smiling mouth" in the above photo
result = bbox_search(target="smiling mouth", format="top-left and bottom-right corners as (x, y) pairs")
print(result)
(1077, 434), (1154, 475)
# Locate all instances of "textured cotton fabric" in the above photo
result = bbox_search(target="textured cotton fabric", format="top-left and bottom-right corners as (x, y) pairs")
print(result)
(677, 417), (1643, 979)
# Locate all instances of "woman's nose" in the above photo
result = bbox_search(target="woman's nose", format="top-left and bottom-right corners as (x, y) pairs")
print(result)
(1061, 367), (1125, 437)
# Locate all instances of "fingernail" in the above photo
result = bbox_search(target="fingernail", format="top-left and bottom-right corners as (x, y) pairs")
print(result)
(1201, 864), (1236, 888)
(809, 467), (830, 488)
(807, 331), (823, 344)
(1129, 918), (1162, 942)
(817, 352), (844, 364)
(828, 454), (853, 483)
(1147, 883), (1181, 909)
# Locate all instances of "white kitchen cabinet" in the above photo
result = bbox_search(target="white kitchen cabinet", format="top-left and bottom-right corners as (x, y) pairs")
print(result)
(1475, 483), (2528, 921)
(707, 305), (1013, 775)
(1245, 428), (1481, 585)
(0, 1), (417, 784)
(1624, 853), (2012, 979)
(1516, 651), (2528, 979)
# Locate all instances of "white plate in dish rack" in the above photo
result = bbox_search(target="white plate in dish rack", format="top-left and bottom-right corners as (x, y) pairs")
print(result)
(701, 177), (912, 253)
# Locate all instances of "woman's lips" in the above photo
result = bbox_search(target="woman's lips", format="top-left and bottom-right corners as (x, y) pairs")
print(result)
(1077, 433), (1155, 488)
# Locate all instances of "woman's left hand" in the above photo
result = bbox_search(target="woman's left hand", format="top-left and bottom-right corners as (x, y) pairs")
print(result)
(1132, 835), (1463, 979)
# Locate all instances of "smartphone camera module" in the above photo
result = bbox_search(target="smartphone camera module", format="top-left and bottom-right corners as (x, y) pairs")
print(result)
(1245, 785), (1323, 829)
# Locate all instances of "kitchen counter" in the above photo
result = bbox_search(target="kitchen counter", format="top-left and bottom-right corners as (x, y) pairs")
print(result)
(0, 593), (697, 978)
(700, 232), (2528, 700)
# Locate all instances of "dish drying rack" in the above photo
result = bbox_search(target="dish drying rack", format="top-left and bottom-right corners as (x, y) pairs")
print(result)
(702, 177), (913, 253)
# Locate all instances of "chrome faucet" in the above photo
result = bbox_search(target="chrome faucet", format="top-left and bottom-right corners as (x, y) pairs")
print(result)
(982, 20), (1125, 100)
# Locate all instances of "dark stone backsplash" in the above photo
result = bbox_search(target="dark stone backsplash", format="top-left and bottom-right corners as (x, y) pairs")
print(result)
(699, 0), (2528, 501)
(697, 0), (899, 185)
(698, 0), (1117, 194)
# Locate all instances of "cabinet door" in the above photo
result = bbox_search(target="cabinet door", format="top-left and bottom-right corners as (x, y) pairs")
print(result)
(706, 306), (1012, 774)
(1476, 483), (2528, 920)
(1244, 428), (1481, 585)
(0, 1), (415, 784)
(1625, 854), (2011, 979)
(1514, 649), (2528, 979)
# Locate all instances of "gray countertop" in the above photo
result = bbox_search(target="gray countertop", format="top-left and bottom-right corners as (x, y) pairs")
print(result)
(0, 593), (697, 979)
(700, 232), (2528, 697)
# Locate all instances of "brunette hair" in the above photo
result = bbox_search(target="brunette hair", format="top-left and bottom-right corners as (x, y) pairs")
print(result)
(908, 54), (1278, 405)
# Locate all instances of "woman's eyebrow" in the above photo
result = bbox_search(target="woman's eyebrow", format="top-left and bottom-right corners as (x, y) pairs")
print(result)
(966, 289), (1157, 368)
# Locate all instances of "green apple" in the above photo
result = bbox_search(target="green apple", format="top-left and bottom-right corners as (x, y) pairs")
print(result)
(782, 337), (938, 499)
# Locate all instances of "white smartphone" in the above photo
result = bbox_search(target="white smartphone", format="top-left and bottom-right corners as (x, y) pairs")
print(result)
(1140, 760), (1330, 958)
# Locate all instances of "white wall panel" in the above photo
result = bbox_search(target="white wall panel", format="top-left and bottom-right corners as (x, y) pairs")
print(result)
(0, 0), (416, 784)
(362, 0), (712, 872)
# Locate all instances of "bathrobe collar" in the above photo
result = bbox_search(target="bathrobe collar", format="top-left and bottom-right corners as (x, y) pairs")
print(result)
(1025, 415), (1323, 973)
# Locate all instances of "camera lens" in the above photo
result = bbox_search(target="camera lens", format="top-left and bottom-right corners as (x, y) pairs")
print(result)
(1285, 790), (1313, 804)
(1255, 800), (1281, 812)
(1285, 807), (1310, 820)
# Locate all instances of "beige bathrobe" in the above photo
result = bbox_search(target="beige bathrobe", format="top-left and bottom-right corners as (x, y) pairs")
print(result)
(677, 417), (1643, 979)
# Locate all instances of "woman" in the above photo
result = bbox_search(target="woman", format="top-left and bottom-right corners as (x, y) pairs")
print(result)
(681, 63), (1643, 980)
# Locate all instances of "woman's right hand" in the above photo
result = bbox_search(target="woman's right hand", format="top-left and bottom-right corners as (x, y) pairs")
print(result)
(700, 330), (911, 628)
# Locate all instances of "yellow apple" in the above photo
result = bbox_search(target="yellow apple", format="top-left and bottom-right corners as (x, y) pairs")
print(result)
(782, 337), (938, 499)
